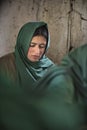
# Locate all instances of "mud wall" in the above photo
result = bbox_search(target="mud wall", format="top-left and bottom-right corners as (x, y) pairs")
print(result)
(0, 0), (87, 64)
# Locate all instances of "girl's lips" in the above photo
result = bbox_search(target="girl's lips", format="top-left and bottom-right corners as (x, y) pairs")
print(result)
(32, 55), (40, 59)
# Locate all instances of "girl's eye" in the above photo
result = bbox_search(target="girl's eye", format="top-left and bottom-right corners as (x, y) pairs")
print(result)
(39, 44), (46, 48)
(30, 43), (36, 47)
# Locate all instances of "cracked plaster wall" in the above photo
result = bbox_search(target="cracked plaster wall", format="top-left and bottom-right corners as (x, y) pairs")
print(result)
(0, 0), (87, 64)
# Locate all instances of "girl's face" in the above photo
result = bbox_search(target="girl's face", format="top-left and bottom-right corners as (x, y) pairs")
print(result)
(27, 36), (47, 62)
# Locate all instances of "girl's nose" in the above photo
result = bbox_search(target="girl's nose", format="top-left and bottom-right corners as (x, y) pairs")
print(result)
(34, 45), (40, 55)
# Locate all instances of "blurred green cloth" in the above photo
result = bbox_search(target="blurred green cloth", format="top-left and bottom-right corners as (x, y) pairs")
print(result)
(0, 67), (85, 130)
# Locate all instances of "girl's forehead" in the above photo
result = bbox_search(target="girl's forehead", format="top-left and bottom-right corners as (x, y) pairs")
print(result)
(31, 36), (46, 42)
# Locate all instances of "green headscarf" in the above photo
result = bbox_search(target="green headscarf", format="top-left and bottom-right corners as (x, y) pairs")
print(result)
(15, 21), (54, 89)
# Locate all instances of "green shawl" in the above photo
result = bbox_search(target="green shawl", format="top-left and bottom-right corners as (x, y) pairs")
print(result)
(15, 21), (54, 89)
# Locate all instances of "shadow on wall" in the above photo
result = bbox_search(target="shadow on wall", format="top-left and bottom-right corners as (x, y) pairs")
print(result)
(0, 0), (5, 5)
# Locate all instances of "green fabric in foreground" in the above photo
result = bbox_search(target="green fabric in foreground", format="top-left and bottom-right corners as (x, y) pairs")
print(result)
(0, 66), (85, 130)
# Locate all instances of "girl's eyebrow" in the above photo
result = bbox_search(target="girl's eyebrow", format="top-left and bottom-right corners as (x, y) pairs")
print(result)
(31, 42), (37, 44)
(31, 42), (46, 45)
